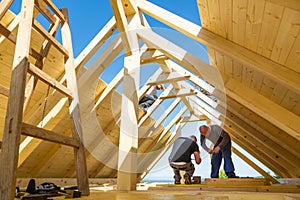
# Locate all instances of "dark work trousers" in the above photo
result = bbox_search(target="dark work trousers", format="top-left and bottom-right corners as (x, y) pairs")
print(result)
(211, 140), (235, 178)
(139, 94), (155, 109)
(170, 162), (195, 181)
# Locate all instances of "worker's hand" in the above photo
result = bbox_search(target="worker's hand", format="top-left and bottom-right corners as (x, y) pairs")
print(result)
(208, 149), (213, 154)
(212, 146), (220, 154)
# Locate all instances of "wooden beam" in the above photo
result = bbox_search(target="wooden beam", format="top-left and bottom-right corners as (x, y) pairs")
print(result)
(0, 85), (9, 97)
(0, 23), (16, 42)
(110, 0), (138, 55)
(0, 17), (43, 61)
(222, 74), (300, 142)
(117, 33), (140, 191)
(160, 88), (197, 99)
(21, 123), (79, 148)
(136, 29), (224, 91)
(27, 63), (73, 98)
(93, 69), (124, 111)
(226, 96), (300, 158)
(61, 8), (89, 196)
(23, 15), (61, 112)
(226, 109), (300, 169)
(41, 0), (66, 22)
(138, 111), (188, 178)
(34, 0), (57, 23)
(138, 85), (173, 127)
(140, 98), (181, 137)
(231, 146), (279, 184)
(0, 0), (14, 20)
(225, 126), (291, 178)
(147, 72), (190, 85)
(137, 0), (300, 94)
(74, 17), (117, 70)
(0, 0), (34, 199)
(32, 20), (69, 58)
(225, 114), (299, 177)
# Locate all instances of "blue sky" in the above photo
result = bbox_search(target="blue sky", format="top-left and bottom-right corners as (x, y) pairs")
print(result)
(9, 0), (276, 181)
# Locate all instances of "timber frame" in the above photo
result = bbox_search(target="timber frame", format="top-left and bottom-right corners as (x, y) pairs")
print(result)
(0, 0), (299, 198)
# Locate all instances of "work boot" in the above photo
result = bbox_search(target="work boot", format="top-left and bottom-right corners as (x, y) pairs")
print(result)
(184, 173), (192, 184)
(174, 175), (181, 184)
(226, 172), (238, 178)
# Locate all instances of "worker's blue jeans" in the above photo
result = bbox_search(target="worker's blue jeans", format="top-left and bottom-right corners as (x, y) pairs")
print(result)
(211, 140), (235, 178)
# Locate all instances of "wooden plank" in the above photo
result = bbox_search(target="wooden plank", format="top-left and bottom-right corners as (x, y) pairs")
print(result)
(0, 84), (9, 96)
(232, 0), (247, 46)
(0, 1), (35, 199)
(61, 8), (89, 196)
(244, 0), (265, 52)
(32, 20), (69, 58)
(21, 123), (79, 148)
(257, 2), (284, 58)
(202, 178), (271, 186)
(231, 147), (280, 184)
(271, 8), (300, 71)
(0, 0), (14, 20)
(28, 63), (73, 98)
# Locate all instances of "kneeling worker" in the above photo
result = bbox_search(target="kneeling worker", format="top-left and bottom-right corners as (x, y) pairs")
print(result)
(169, 135), (201, 184)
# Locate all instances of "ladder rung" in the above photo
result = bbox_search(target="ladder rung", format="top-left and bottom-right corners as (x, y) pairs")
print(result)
(0, 84), (9, 97)
(32, 20), (69, 58)
(21, 123), (79, 148)
(0, 23), (16, 43)
(34, 0), (57, 24)
(0, 23), (43, 61)
(41, 0), (65, 22)
(28, 63), (73, 99)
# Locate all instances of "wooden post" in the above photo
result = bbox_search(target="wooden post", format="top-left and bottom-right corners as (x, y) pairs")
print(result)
(0, 0), (35, 199)
(117, 33), (140, 191)
(61, 8), (89, 196)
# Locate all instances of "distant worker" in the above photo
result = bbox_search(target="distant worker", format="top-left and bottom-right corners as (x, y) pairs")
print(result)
(139, 84), (164, 111)
(199, 125), (237, 178)
(169, 136), (201, 184)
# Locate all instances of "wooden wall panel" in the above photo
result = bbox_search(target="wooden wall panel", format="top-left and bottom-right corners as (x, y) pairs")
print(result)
(244, 0), (265, 52)
(257, 2), (284, 58)
(271, 8), (300, 72)
(232, 0), (248, 46)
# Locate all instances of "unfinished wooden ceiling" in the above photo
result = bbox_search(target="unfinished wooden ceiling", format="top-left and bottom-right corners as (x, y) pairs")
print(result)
(0, 0), (299, 191)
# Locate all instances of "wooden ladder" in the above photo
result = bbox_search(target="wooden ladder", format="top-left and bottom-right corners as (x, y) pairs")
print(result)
(0, 0), (89, 199)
